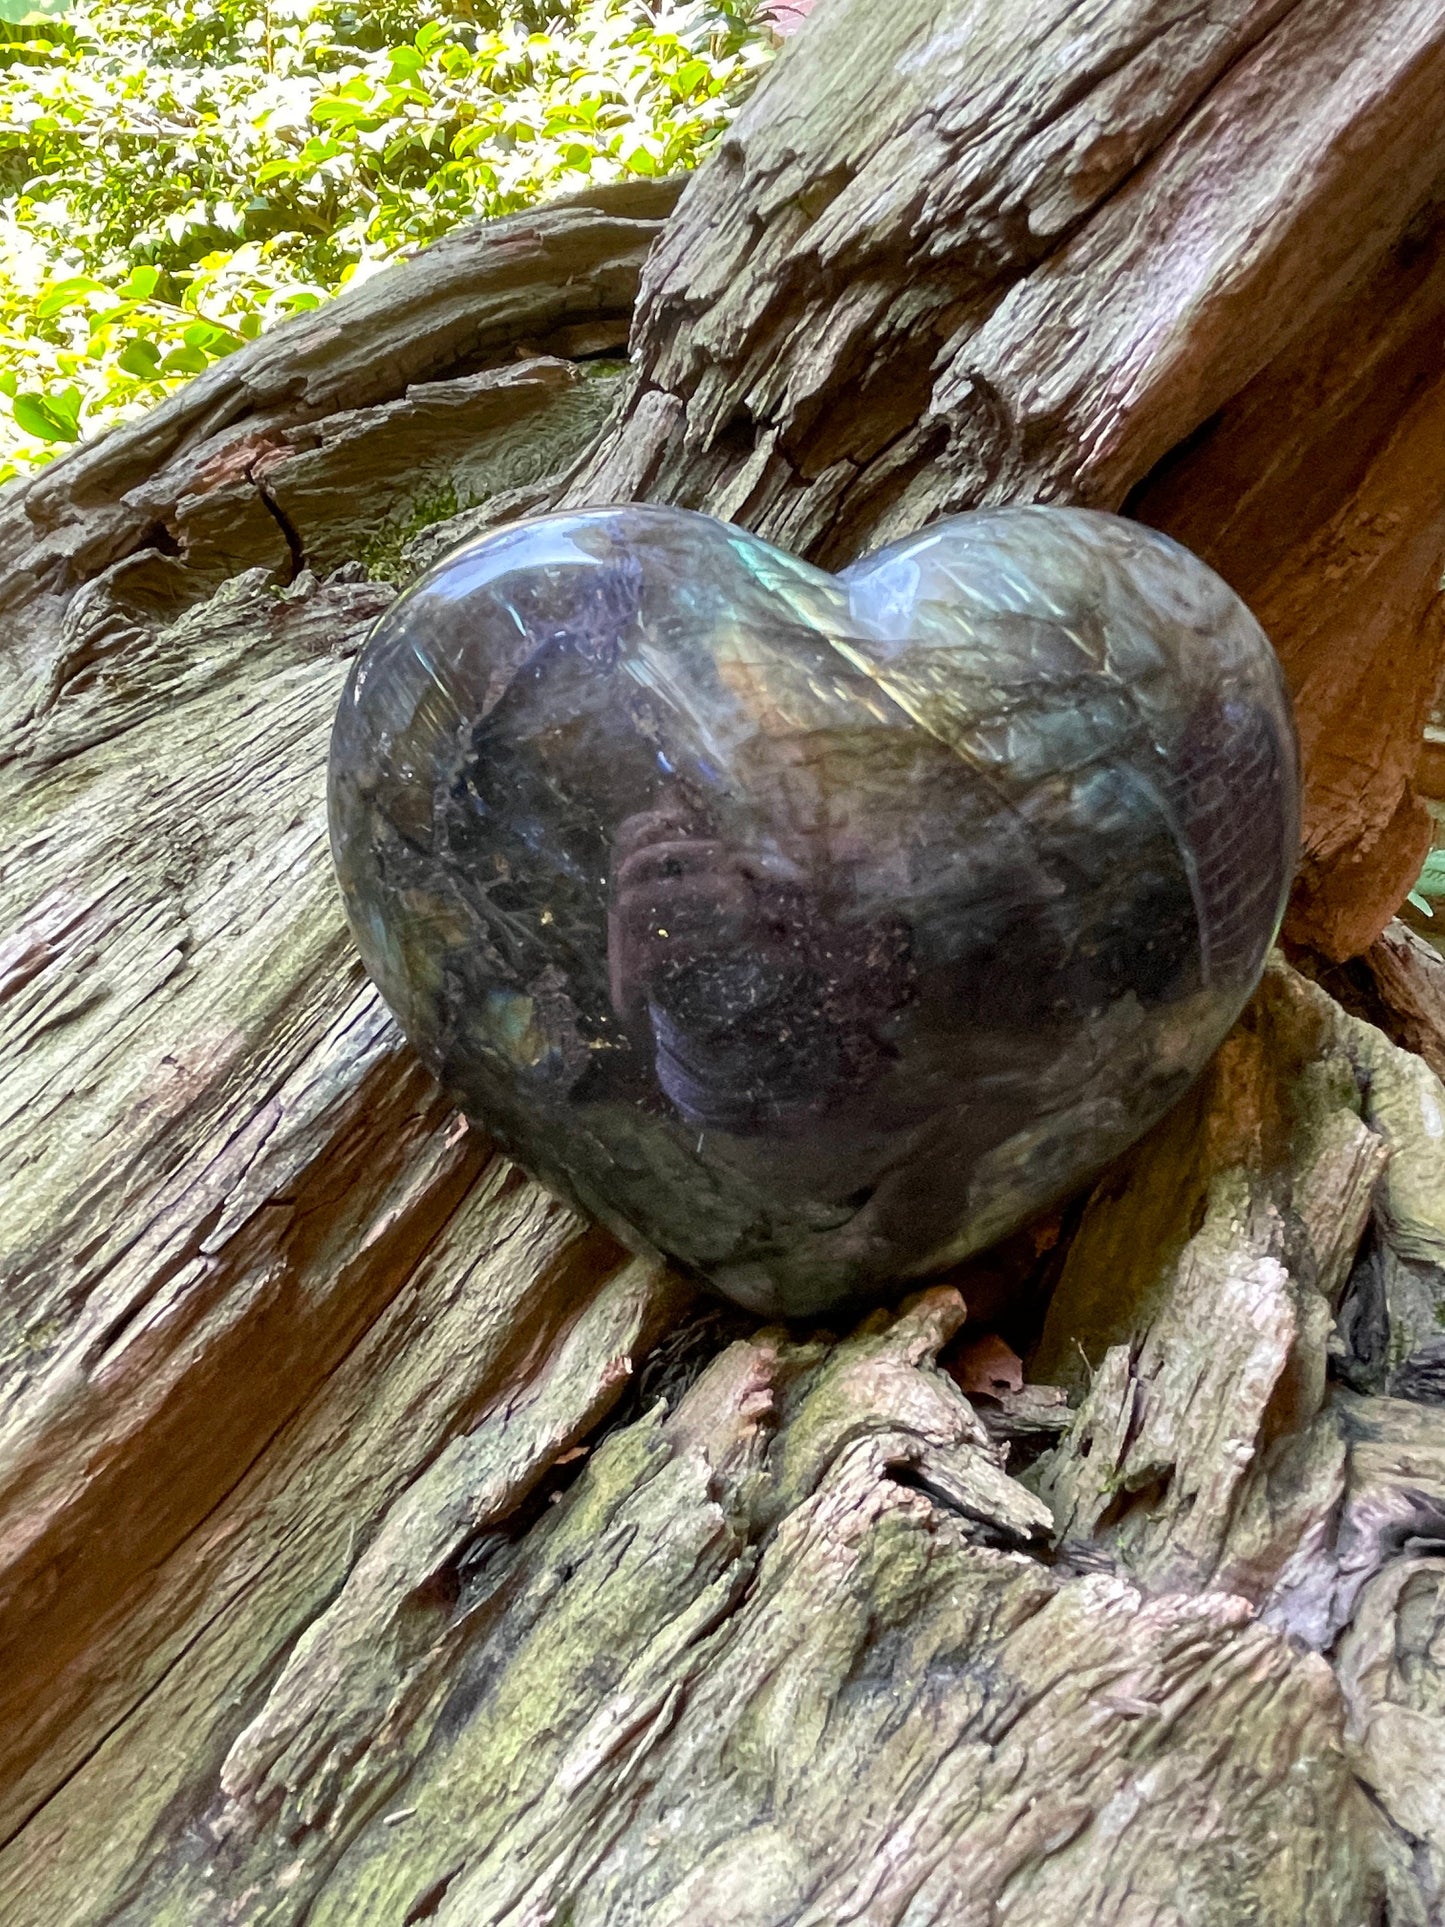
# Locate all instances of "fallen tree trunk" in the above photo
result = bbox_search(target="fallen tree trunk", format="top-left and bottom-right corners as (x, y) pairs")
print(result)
(3, 2), (1445, 1921)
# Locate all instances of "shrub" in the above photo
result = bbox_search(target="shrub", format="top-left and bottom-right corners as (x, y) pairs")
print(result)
(0, 0), (774, 481)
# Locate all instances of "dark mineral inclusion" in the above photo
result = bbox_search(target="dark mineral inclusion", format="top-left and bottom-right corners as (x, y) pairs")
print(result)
(329, 504), (1299, 1318)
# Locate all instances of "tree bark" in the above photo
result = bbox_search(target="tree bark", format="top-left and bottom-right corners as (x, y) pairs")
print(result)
(3, 4), (1445, 1922)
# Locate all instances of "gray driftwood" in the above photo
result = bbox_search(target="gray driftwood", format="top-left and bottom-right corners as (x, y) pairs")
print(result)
(4, 3), (1445, 1921)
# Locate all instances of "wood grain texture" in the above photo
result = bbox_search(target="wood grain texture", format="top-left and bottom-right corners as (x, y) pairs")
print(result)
(4, 2), (1445, 1919)
(1133, 218), (1445, 956)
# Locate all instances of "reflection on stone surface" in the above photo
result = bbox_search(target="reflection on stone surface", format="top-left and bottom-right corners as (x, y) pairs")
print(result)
(328, 504), (1299, 1317)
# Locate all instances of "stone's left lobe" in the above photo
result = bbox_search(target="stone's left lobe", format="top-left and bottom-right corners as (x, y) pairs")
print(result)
(328, 504), (1299, 1317)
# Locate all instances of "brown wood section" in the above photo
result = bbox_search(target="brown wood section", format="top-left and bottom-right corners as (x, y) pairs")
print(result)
(1134, 203), (1445, 957)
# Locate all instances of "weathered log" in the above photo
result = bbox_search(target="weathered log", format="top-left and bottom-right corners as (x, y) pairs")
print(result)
(4, 2), (1445, 1921)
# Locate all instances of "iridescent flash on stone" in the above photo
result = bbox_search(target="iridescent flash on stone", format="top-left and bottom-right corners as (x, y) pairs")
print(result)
(328, 505), (1299, 1316)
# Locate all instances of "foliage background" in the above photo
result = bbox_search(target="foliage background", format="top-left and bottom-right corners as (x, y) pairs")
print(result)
(0, 0), (773, 481)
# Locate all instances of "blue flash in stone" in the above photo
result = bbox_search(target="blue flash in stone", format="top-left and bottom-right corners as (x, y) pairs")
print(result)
(328, 504), (1299, 1317)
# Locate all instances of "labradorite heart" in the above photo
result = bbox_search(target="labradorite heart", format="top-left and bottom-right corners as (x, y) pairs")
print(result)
(328, 504), (1298, 1317)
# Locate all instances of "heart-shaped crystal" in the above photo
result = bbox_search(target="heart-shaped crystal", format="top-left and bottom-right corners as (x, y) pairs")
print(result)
(329, 505), (1298, 1317)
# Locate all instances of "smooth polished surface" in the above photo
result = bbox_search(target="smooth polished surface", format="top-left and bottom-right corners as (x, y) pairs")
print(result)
(329, 505), (1299, 1317)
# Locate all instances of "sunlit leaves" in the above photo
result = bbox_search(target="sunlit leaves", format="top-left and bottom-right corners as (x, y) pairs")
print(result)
(0, 0), (774, 482)
(12, 382), (77, 437)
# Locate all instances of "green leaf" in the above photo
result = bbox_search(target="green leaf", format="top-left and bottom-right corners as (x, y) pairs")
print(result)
(118, 263), (160, 300)
(116, 336), (162, 375)
(1410, 847), (1445, 901)
(311, 97), (371, 128)
(0, 0), (70, 21)
(13, 389), (79, 442)
(34, 274), (107, 318)
(181, 318), (233, 349)
(158, 344), (208, 374)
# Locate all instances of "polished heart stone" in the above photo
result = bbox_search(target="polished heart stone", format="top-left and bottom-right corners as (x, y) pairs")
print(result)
(328, 504), (1298, 1318)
